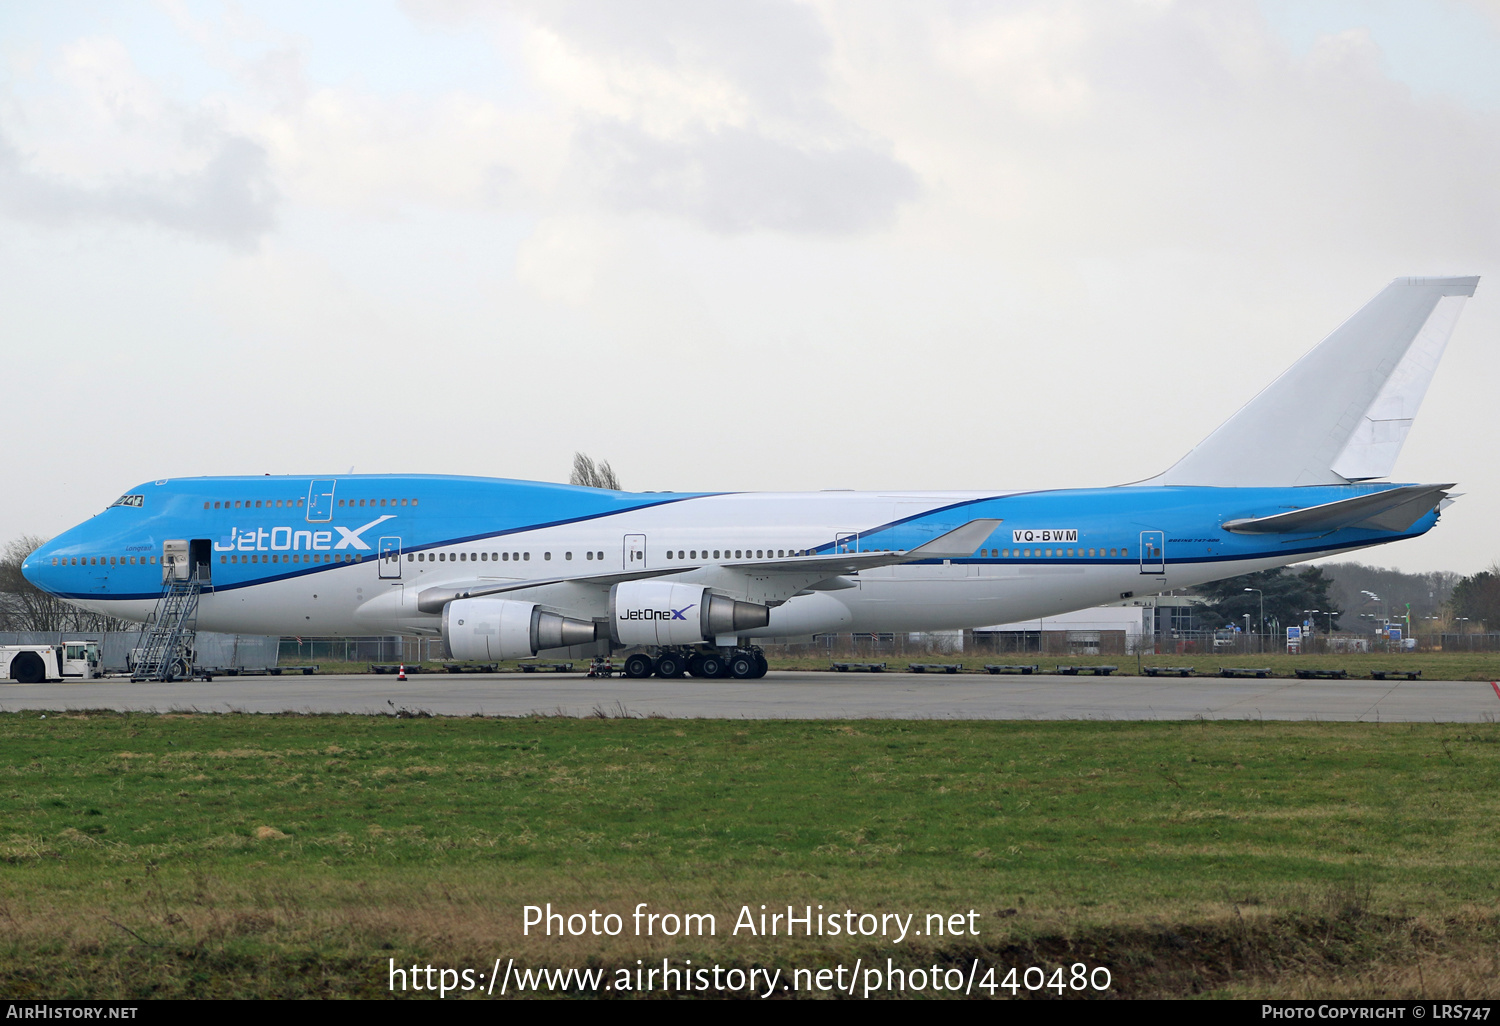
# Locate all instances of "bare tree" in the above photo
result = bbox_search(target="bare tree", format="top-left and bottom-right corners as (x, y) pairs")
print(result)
(0, 536), (138, 633)
(569, 453), (622, 490)
(0, 536), (81, 631)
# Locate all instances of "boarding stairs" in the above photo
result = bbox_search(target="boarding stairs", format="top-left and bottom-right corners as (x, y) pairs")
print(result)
(132, 570), (203, 682)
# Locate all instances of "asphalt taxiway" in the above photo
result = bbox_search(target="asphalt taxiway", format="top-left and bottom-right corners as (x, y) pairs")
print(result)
(4, 671), (1500, 721)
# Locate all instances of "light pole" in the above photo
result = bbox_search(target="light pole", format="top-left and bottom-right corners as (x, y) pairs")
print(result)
(1244, 587), (1264, 652)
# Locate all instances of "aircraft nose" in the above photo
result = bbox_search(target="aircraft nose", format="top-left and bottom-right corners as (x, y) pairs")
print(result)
(21, 539), (61, 594)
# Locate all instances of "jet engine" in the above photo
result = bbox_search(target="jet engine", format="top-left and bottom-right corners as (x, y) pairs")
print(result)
(609, 580), (770, 647)
(443, 598), (597, 660)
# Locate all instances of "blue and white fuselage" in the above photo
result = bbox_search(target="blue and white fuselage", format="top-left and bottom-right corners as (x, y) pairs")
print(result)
(20, 475), (1446, 638)
(18, 275), (1479, 659)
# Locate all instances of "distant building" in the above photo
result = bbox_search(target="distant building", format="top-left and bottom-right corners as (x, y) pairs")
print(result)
(972, 594), (1211, 654)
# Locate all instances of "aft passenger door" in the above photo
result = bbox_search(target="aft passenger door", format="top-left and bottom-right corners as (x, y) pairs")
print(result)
(378, 536), (402, 579)
(624, 534), (647, 569)
(1139, 531), (1165, 574)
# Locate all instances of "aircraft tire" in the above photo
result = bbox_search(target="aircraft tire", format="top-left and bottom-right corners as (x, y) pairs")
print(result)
(655, 652), (685, 679)
(728, 653), (756, 679)
(751, 651), (768, 679)
(697, 652), (725, 678)
(11, 652), (45, 685)
(622, 653), (655, 679)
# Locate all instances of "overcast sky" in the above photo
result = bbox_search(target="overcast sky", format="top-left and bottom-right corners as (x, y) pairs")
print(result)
(3, 1), (1497, 575)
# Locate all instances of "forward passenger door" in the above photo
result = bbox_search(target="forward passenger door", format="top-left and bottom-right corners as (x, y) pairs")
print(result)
(378, 536), (402, 579)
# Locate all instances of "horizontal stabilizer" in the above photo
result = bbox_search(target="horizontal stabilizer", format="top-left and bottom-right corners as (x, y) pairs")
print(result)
(1146, 277), (1477, 487)
(1222, 484), (1453, 535)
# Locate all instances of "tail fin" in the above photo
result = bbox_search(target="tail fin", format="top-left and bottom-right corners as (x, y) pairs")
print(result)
(1144, 276), (1478, 487)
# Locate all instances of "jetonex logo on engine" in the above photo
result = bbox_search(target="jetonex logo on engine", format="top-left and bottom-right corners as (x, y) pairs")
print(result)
(619, 604), (696, 621)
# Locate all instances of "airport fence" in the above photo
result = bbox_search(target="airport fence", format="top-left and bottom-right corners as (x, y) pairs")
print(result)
(278, 636), (442, 665)
(261, 630), (1500, 667)
(758, 631), (1500, 658)
(1140, 631), (1500, 655)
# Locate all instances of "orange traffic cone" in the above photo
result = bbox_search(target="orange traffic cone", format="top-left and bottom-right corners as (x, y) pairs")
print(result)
(397, 664), (407, 681)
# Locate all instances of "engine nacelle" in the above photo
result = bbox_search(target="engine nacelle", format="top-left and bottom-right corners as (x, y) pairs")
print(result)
(609, 581), (770, 647)
(443, 598), (597, 661)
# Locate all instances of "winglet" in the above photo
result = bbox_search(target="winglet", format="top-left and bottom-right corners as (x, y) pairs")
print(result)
(905, 519), (1004, 559)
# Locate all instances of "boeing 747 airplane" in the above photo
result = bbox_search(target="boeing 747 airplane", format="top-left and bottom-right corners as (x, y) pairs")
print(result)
(21, 276), (1479, 679)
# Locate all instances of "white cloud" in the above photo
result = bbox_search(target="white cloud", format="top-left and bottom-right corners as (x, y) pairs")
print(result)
(0, 131), (274, 247)
(4, 1), (1500, 572)
(0, 34), (277, 247)
(408, 0), (923, 233)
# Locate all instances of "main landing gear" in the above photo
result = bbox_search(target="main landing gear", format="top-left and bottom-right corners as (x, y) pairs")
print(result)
(620, 647), (768, 680)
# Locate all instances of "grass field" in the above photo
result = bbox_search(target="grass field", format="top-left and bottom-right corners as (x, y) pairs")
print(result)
(3, 712), (1499, 999)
